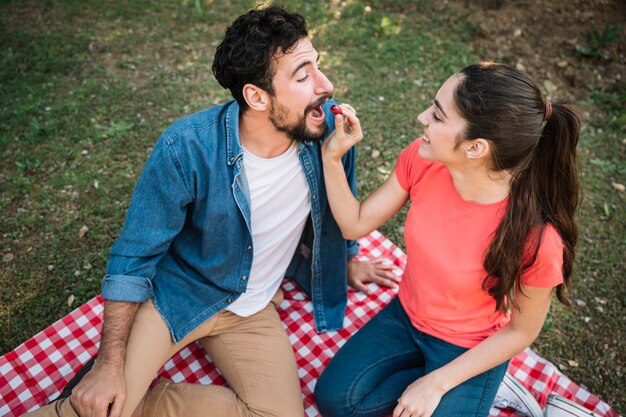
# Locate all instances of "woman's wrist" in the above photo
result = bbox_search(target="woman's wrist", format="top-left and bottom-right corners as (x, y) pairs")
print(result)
(322, 151), (344, 166)
(426, 369), (454, 395)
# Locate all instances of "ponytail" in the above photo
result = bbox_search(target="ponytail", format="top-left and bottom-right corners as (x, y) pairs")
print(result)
(483, 102), (581, 312)
(455, 63), (581, 312)
(529, 102), (580, 304)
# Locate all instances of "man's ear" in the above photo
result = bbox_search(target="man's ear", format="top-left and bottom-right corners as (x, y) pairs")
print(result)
(242, 83), (270, 111)
(464, 138), (490, 159)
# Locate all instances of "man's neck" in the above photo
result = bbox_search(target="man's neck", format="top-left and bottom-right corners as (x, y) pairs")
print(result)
(239, 110), (294, 158)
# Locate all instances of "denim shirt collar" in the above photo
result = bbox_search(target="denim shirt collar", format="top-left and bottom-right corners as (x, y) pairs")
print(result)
(225, 101), (243, 166)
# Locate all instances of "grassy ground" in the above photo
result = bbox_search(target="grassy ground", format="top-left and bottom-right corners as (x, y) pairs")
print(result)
(1, 0), (624, 412)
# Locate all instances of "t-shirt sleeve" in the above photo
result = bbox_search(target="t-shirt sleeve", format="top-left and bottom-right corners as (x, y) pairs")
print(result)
(395, 138), (431, 192)
(521, 224), (564, 287)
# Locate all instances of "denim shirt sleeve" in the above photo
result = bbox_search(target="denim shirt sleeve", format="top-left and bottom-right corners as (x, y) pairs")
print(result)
(343, 144), (360, 260)
(102, 133), (193, 302)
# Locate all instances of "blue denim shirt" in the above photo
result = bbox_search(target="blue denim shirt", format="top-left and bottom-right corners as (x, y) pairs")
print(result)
(101, 100), (358, 342)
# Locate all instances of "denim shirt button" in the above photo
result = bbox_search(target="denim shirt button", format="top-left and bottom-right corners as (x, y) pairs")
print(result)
(247, 245), (252, 251)
(241, 275), (247, 281)
(227, 297), (233, 303)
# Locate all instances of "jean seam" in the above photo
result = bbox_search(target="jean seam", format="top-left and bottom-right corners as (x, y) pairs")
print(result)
(476, 367), (496, 416)
(346, 349), (418, 415)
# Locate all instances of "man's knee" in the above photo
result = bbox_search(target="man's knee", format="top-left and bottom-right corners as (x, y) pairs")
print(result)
(23, 397), (80, 417)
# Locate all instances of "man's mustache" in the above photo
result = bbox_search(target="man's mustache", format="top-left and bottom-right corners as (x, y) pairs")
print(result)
(304, 94), (333, 114)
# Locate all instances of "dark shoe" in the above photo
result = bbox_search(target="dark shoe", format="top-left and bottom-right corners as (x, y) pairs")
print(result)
(51, 356), (97, 402)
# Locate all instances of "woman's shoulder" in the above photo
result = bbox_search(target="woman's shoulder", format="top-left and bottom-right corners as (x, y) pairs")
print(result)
(521, 223), (564, 287)
(395, 138), (442, 191)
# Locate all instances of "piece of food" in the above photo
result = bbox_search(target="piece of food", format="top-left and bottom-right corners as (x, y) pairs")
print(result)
(330, 104), (342, 115)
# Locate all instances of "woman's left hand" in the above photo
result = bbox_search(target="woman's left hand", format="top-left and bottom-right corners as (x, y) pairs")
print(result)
(393, 375), (445, 417)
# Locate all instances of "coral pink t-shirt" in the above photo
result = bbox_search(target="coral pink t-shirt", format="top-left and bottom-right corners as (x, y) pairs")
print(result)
(395, 139), (564, 348)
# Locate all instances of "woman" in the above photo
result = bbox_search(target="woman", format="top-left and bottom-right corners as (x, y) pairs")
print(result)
(314, 62), (581, 417)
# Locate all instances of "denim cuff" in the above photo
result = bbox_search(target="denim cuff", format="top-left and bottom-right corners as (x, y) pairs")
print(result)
(347, 240), (360, 260)
(102, 274), (152, 303)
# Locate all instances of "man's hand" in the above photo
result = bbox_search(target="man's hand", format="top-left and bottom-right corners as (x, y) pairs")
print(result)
(347, 258), (400, 294)
(71, 300), (139, 417)
(71, 359), (126, 417)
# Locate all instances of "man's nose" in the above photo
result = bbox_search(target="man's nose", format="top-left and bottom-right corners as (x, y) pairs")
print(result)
(315, 69), (334, 95)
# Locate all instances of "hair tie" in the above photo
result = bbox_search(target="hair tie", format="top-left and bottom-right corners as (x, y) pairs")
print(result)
(544, 101), (553, 121)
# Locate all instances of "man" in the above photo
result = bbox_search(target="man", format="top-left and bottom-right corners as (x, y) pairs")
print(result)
(27, 5), (397, 417)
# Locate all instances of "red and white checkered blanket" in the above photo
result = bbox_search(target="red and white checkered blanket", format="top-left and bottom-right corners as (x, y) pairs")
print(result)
(0, 231), (620, 417)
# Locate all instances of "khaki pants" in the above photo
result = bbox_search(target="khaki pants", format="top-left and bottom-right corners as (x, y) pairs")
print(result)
(27, 290), (304, 417)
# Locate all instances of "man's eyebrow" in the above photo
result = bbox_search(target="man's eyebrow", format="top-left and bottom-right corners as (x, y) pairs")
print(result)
(434, 99), (448, 118)
(291, 54), (320, 77)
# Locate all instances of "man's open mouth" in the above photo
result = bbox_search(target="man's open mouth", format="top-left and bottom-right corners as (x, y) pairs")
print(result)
(308, 104), (325, 122)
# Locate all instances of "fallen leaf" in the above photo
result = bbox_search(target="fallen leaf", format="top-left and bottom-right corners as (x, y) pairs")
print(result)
(88, 42), (101, 54)
(67, 294), (75, 307)
(567, 360), (579, 367)
(79, 225), (89, 239)
(611, 182), (625, 192)
(543, 79), (557, 95)
(2, 253), (14, 263)
(371, 149), (381, 159)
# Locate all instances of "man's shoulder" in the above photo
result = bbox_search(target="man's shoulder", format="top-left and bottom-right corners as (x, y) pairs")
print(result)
(162, 101), (235, 145)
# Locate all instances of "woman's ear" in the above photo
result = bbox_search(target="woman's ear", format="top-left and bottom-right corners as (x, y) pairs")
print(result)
(464, 138), (490, 160)
(242, 83), (270, 111)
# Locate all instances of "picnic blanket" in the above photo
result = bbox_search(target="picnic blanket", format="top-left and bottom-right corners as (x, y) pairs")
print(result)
(1, 231), (620, 417)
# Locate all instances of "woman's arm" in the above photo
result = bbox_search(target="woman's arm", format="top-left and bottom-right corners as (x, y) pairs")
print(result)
(322, 105), (409, 240)
(393, 284), (554, 417)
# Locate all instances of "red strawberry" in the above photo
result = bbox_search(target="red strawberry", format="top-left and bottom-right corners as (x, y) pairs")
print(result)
(330, 104), (342, 115)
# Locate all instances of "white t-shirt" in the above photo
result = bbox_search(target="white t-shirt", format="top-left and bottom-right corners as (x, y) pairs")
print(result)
(226, 142), (311, 316)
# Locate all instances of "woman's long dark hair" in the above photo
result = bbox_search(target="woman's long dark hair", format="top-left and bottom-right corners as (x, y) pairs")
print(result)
(454, 62), (581, 312)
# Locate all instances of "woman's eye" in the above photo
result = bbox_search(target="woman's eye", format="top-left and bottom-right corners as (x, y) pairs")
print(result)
(432, 111), (440, 122)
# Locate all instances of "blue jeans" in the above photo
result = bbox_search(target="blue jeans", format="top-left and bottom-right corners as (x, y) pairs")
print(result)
(314, 297), (508, 417)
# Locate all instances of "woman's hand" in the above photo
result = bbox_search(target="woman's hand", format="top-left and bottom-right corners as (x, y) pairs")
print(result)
(322, 103), (363, 161)
(393, 374), (446, 417)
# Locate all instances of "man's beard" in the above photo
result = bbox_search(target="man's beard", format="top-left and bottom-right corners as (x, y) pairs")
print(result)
(269, 95), (330, 143)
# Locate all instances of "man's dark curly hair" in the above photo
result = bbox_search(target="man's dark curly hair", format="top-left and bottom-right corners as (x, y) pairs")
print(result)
(212, 5), (308, 110)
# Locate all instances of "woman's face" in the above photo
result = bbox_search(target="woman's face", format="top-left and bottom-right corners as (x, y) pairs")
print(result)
(416, 74), (468, 165)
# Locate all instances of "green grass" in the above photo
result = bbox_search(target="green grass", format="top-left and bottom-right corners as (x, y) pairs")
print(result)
(1, 0), (624, 412)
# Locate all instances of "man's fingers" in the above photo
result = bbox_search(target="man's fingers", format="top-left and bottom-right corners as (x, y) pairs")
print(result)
(376, 269), (401, 283)
(109, 395), (125, 417)
(374, 274), (398, 289)
(352, 280), (370, 294)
